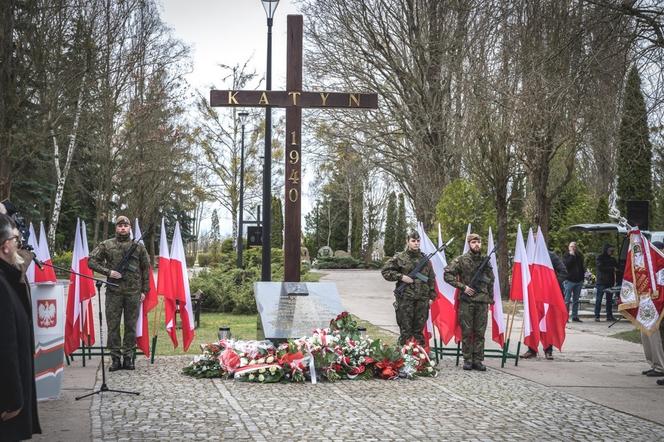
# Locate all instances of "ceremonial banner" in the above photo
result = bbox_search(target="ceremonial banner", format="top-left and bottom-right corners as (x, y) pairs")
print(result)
(618, 229), (664, 335)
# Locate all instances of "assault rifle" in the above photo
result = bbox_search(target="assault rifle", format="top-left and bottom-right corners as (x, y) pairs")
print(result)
(460, 245), (497, 301)
(109, 225), (152, 282)
(394, 237), (454, 297)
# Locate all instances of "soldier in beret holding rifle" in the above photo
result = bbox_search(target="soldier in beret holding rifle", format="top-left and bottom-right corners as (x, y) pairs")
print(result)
(88, 216), (150, 371)
(444, 233), (495, 371)
(381, 230), (437, 346)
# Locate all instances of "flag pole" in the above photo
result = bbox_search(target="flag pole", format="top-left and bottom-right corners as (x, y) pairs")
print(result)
(150, 297), (163, 364)
(515, 313), (525, 366)
(502, 300), (517, 367)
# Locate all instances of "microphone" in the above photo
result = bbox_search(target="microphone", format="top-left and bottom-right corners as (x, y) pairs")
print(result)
(31, 252), (44, 270)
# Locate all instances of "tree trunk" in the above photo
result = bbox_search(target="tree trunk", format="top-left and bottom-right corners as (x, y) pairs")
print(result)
(48, 69), (86, 248)
(0, 0), (15, 200)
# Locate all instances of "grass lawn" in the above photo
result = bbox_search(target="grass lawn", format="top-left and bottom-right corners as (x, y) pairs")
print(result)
(610, 329), (641, 344)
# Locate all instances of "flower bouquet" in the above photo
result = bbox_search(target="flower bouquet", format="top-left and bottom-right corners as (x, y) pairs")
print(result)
(399, 339), (437, 378)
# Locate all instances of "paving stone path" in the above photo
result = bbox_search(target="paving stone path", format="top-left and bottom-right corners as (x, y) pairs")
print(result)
(89, 356), (664, 441)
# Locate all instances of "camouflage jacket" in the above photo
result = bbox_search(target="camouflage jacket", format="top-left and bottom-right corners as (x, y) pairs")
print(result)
(443, 251), (495, 304)
(381, 249), (436, 301)
(88, 235), (150, 294)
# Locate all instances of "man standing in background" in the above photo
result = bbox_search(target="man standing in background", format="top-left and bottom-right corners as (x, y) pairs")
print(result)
(563, 241), (585, 322)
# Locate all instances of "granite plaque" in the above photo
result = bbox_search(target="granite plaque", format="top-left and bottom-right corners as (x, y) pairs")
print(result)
(254, 282), (344, 340)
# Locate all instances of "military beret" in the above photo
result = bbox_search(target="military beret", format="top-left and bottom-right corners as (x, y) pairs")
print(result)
(467, 233), (481, 242)
(115, 215), (130, 225)
(407, 230), (420, 240)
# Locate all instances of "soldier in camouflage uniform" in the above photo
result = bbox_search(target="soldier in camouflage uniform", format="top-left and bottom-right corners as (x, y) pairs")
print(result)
(444, 233), (494, 371)
(381, 230), (436, 346)
(88, 216), (150, 371)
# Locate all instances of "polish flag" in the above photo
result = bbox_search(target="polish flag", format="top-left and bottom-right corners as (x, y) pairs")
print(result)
(35, 221), (57, 282)
(26, 223), (39, 283)
(79, 221), (96, 346)
(418, 222), (460, 345)
(134, 219), (157, 357)
(488, 227), (505, 347)
(170, 222), (195, 351)
(158, 218), (178, 348)
(510, 225), (539, 348)
(64, 219), (84, 355)
(531, 227), (568, 350)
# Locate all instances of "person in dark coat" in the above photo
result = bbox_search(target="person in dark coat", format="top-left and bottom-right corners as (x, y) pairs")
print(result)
(595, 243), (619, 321)
(562, 241), (585, 322)
(0, 213), (41, 440)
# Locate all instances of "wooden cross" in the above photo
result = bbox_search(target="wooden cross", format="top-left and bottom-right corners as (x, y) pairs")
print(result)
(210, 15), (377, 282)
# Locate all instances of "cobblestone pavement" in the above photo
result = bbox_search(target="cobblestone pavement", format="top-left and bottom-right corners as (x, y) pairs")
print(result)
(89, 356), (664, 441)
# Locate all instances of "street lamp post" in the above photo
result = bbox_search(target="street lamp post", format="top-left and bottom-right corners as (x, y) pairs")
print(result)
(236, 111), (249, 268)
(260, 0), (279, 281)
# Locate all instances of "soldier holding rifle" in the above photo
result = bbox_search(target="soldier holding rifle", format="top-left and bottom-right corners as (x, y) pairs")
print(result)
(444, 233), (495, 371)
(381, 230), (437, 346)
(89, 216), (150, 371)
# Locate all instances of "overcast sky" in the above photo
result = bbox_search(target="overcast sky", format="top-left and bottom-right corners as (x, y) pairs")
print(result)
(159, 0), (308, 236)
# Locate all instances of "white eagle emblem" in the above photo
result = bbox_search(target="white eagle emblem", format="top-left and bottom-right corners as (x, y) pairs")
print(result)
(37, 300), (57, 328)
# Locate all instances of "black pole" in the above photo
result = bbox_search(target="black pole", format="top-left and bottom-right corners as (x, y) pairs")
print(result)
(262, 16), (273, 281)
(237, 121), (246, 268)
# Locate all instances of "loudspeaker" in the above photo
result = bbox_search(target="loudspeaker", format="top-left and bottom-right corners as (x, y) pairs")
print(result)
(247, 226), (262, 246)
(626, 200), (649, 230)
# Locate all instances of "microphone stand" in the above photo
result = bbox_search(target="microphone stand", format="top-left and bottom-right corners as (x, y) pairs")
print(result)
(36, 259), (140, 399)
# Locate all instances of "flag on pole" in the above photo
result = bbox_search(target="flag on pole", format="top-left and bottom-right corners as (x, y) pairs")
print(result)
(79, 221), (96, 346)
(618, 229), (664, 334)
(64, 219), (83, 355)
(418, 223), (460, 344)
(488, 227), (505, 346)
(26, 223), (38, 283)
(171, 222), (195, 351)
(134, 219), (158, 357)
(530, 227), (568, 351)
(510, 225), (539, 348)
(158, 218), (178, 348)
(35, 221), (57, 282)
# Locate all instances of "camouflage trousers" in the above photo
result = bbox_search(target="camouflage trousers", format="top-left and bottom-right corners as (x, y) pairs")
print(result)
(458, 301), (489, 362)
(394, 297), (430, 346)
(105, 290), (141, 359)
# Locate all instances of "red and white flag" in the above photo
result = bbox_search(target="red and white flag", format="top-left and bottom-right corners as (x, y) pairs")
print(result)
(618, 229), (664, 334)
(418, 223), (460, 345)
(134, 219), (158, 357)
(510, 225), (539, 349)
(35, 221), (57, 283)
(171, 221), (195, 351)
(79, 221), (96, 346)
(26, 223), (38, 283)
(488, 227), (505, 347)
(158, 218), (178, 348)
(530, 227), (568, 351)
(64, 219), (84, 355)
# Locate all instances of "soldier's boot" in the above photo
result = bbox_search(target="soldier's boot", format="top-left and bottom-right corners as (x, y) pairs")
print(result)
(521, 349), (537, 359)
(472, 362), (487, 371)
(109, 357), (122, 372)
(462, 360), (473, 370)
(123, 357), (135, 370)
